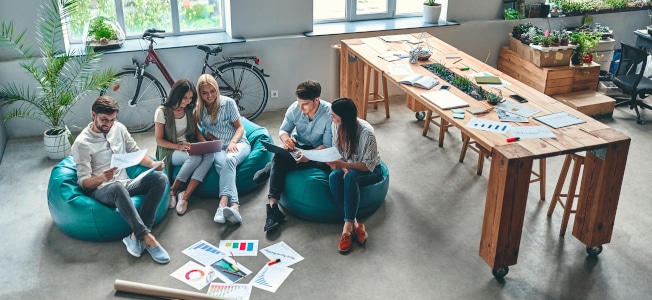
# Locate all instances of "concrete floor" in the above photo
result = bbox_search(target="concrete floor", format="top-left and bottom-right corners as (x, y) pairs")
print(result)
(1, 97), (652, 300)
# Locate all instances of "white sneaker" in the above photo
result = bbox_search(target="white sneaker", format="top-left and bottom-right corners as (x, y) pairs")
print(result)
(223, 206), (243, 224)
(214, 206), (225, 223)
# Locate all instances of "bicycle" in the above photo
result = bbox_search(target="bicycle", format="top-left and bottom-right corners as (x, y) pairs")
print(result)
(102, 28), (270, 133)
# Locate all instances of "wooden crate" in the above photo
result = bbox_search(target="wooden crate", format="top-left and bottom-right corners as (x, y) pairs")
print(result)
(552, 90), (616, 119)
(406, 94), (428, 112)
(508, 37), (574, 67)
(498, 47), (600, 96)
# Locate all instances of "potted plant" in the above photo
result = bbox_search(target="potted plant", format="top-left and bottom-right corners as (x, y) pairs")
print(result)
(573, 31), (601, 65)
(0, 0), (116, 160)
(83, 15), (125, 51)
(423, 0), (442, 24)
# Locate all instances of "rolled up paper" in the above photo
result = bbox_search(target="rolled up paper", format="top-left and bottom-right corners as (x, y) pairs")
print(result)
(114, 279), (234, 300)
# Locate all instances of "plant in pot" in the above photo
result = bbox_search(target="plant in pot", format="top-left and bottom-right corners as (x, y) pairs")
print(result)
(572, 31), (601, 65)
(83, 15), (125, 51)
(0, 0), (117, 160)
(423, 0), (442, 24)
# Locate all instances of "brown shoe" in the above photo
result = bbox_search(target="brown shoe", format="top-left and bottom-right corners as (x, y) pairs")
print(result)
(338, 232), (353, 253)
(354, 223), (368, 245)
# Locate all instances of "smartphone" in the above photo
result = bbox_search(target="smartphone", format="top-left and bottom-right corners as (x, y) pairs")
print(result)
(509, 94), (528, 103)
(440, 85), (450, 91)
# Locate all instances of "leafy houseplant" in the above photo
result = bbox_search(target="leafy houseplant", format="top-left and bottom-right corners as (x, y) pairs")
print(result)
(573, 31), (601, 65)
(0, 0), (116, 159)
(423, 0), (442, 23)
(83, 15), (125, 51)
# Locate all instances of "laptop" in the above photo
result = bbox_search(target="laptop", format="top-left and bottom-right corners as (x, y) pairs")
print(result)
(261, 141), (302, 161)
(187, 140), (223, 155)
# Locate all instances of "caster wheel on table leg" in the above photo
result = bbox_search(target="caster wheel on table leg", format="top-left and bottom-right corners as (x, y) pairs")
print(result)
(492, 266), (509, 279)
(415, 111), (425, 121)
(586, 245), (603, 256)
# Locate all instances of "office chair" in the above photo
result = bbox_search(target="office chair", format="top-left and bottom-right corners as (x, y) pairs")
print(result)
(612, 42), (652, 124)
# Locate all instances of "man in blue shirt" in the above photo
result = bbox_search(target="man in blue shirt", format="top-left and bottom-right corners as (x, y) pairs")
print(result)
(254, 80), (332, 232)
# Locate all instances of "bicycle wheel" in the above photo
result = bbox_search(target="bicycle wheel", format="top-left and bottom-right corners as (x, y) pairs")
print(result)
(213, 61), (268, 121)
(101, 70), (166, 133)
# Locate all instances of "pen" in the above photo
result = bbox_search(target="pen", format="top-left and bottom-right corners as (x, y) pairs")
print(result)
(506, 137), (520, 142)
(230, 252), (239, 272)
(267, 258), (281, 266)
(222, 269), (244, 277)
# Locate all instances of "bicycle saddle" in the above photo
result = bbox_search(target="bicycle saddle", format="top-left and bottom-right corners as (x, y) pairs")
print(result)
(197, 45), (223, 55)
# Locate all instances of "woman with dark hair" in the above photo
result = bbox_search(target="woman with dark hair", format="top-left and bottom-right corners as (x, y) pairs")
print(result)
(327, 97), (382, 253)
(155, 78), (213, 215)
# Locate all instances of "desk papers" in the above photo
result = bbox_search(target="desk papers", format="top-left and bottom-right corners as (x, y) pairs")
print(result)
(534, 112), (586, 128)
(466, 118), (511, 134)
(388, 64), (414, 76)
(509, 126), (556, 139)
(399, 74), (439, 89)
(300, 147), (342, 162)
(494, 102), (539, 118)
(421, 90), (470, 109)
(496, 108), (529, 122)
(110, 149), (147, 169)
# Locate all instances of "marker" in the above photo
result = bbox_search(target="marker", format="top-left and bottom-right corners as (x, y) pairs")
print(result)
(460, 67), (470, 71)
(506, 137), (520, 142)
(230, 252), (239, 272)
(267, 258), (281, 266)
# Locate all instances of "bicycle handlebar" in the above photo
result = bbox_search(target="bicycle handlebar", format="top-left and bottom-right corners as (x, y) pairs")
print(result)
(143, 28), (166, 39)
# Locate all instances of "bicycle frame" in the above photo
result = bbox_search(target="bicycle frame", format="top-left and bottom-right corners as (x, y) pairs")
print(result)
(137, 42), (175, 87)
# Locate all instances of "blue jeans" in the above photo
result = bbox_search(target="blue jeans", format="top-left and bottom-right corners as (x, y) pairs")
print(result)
(171, 150), (213, 183)
(92, 171), (167, 239)
(213, 141), (250, 204)
(329, 166), (383, 222)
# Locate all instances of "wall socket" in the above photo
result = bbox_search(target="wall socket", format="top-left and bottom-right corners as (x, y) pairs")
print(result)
(271, 90), (279, 98)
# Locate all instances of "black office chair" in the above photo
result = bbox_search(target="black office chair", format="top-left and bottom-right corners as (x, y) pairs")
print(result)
(613, 42), (652, 124)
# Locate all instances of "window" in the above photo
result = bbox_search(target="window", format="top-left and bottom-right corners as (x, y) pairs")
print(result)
(314, 0), (424, 23)
(67, 0), (224, 42)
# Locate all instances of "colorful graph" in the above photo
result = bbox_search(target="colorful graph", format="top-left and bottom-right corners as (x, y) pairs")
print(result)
(182, 240), (225, 265)
(184, 269), (205, 281)
(207, 283), (252, 299)
(219, 240), (258, 256)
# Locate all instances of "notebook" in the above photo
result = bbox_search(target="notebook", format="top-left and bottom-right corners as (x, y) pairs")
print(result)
(475, 76), (502, 84)
(187, 140), (223, 155)
(399, 74), (439, 89)
(421, 90), (470, 110)
(261, 141), (302, 161)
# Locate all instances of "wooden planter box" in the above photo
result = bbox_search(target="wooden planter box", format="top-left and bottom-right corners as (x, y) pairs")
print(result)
(552, 90), (615, 119)
(498, 47), (600, 96)
(508, 37), (576, 67)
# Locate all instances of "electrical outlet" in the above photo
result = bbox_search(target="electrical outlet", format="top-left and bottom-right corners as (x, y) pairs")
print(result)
(271, 90), (279, 98)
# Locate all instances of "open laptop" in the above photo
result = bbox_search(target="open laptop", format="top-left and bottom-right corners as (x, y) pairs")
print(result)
(187, 140), (223, 155)
(261, 141), (302, 161)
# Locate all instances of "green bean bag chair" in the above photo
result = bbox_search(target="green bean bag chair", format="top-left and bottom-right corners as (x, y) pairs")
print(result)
(171, 117), (273, 198)
(47, 156), (170, 242)
(280, 161), (389, 223)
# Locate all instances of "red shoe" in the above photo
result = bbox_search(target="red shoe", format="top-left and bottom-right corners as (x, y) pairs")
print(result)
(354, 223), (368, 245)
(338, 232), (353, 253)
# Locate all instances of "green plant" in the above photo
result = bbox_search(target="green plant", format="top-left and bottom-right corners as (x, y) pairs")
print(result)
(0, 0), (117, 135)
(87, 16), (118, 41)
(424, 0), (440, 6)
(505, 8), (520, 20)
(575, 31), (601, 59)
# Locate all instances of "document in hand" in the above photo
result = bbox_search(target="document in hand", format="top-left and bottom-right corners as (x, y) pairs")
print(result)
(399, 74), (439, 90)
(421, 90), (470, 110)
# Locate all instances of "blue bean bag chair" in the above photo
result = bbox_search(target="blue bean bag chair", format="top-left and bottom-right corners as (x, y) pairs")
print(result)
(171, 117), (273, 198)
(47, 156), (170, 242)
(280, 161), (389, 222)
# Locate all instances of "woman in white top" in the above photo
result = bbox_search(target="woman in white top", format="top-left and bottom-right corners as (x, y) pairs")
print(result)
(155, 79), (213, 215)
(195, 74), (251, 224)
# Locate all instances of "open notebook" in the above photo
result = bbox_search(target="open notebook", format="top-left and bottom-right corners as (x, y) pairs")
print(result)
(421, 90), (470, 110)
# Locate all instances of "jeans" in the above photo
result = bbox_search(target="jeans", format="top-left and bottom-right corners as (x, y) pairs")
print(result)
(268, 145), (330, 200)
(92, 171), (167, 239)
(171, 150), (213, 183)
(329, 166), (383, 222)
(213, 141), (250, 204)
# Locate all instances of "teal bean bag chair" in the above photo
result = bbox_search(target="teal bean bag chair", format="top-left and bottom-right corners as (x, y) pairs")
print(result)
(171, 117), (273, 198)
(47, 156), (170, 242)
(280, 161), (389, 223)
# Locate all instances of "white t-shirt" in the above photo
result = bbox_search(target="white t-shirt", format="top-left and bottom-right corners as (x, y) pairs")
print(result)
(154, 107), (188, 142)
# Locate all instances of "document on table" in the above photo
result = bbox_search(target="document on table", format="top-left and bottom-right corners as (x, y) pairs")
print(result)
(110, 149), (147, 169)
(509, 126), (556, 139)
(495, 108), (529, 122)
(260, 241), (304, 267)
(207, 283), (252, 300)
(299, 147), (343, 162)
(470, 71), (510, 87)
(387, 64), (414, 76)
(534, 112), (586, 129)
(494, 102), (539, 118)
(466, 117), (511, 134)
(250, 264), (293, 293)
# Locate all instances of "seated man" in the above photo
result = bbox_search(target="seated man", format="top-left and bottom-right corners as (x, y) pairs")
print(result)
(71, 96), (170, 264)
(254, 80), (332, 232)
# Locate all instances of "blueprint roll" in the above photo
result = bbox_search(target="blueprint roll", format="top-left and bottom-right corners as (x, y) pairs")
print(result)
(114, 279), (233, 300)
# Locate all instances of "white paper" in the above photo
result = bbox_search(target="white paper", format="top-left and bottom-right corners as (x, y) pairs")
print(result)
(208, 256), (251, 284)
(379, 34), (412, 42)
(170, 261), (216, 290)
(509, 126), (557, 139)
(495, 108), (529, 123)
(387, 64), (414, 76)
(494, 102), (540, 118)
(129, 161), (163, 183)
(466, 117), (511, 134)
(183, 240), (226, 266)
(207, 283), (252, 300)
(534, 112), (586, 129)
(110, 149), (147, 169)
(260, 241), (304, 267)
(299, 147), (343, 163)
(218, 240), (259, 257)
(250, 264), (293, 293)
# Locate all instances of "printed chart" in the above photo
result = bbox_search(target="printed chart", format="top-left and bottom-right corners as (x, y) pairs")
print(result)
(207, 283), (252, 300)
(465, 117), (511, 134)
(182, 240), (225, 266)
(260, 241), (304, 267)
(250, 264), (293, 293)
(219, 240), (258, 256)
(170, 261), (215, 290)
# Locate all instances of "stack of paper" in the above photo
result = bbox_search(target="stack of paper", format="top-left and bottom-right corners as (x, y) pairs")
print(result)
(421, 90), (469, 110)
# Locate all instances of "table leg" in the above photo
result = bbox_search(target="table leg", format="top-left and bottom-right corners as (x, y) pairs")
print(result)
(339, 42), (366, 119)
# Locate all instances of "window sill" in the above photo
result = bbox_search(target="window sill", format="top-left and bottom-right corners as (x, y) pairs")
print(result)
(69, 32), (245, 55)
(304, 17), (459, 37)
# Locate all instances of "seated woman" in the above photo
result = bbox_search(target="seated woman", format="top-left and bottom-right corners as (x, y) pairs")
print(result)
(196, 74), (251, 224)
(155, 78), (213, 215)
(326, 97), (383, 254)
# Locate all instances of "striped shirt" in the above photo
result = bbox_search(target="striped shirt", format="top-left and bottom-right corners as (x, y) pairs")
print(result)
(200, 96), (248, 145)
(332, 119), (381, 172)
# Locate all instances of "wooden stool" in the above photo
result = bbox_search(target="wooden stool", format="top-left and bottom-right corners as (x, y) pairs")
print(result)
(363, 65), (390, 118)
(547, 153), (585, 236)
(459, 132), (546, 200)
(421, 108), (453, 147)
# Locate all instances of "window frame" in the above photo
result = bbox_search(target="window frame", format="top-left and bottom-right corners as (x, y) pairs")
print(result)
(315, 0), (427, 24)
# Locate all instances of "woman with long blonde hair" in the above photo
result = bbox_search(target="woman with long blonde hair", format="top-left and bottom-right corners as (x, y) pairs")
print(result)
(196, 74), (251, 224)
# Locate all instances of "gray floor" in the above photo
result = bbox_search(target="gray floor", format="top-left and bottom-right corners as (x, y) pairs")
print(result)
(1, 96), (652, 300)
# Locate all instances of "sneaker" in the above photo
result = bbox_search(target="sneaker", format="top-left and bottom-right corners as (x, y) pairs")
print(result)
(168, 193), (176, 209)
(264, 203), (286, 232)
(338, 232), (353, 253)
(354, 223), (368, 245)
(223, 206), (243, 223)
(214, 206), (225, 223)
(176, 191), (188, 215)
(253, 162), (272, 184)
(122, 235), (144, 258)
(145, 244), (170, 264)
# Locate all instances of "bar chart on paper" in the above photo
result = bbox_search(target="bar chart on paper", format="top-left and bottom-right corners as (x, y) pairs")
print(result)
(219, 240), (258, 256)
(182, 240), (225, 265)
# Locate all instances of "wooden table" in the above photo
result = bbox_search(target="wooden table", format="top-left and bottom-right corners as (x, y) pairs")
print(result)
(340, 32), (630, 278)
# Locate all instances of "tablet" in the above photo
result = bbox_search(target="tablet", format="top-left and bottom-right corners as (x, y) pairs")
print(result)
(187, 140), (223, 155)
(261, 141), (301, 161)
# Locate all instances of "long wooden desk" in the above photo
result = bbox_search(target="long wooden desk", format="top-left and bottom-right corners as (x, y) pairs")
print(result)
(340, 32), (630, 278)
